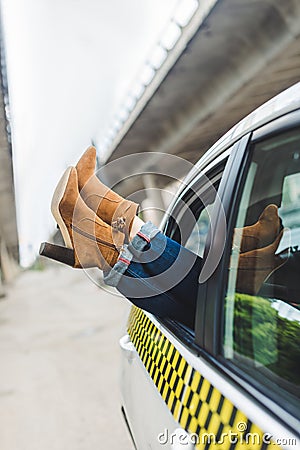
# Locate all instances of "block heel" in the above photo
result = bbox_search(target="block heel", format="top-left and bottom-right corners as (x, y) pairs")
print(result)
(39, 242), (75, 267)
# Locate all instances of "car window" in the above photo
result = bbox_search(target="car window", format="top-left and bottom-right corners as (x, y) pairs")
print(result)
(223, 127), (300, 411)
(161, 162), (226, 337)
(184, 203), (215, 258)
(166, 169), (225, 255)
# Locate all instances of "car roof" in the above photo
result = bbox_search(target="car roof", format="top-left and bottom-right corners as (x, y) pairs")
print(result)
(184, 82), (300, 185)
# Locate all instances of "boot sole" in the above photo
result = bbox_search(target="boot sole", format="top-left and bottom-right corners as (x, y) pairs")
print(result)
(51, 167), (73, 249)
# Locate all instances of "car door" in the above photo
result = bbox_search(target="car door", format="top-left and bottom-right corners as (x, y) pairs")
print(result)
(121, 110), (300, 450)
(198, 111), (300, 448)
(120, 147), (232, 449)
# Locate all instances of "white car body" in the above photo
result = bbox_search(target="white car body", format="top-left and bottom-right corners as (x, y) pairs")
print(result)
(120, 83), (300, 450)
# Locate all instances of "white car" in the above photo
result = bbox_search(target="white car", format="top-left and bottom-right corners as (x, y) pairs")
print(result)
(120, 83), (300, 450)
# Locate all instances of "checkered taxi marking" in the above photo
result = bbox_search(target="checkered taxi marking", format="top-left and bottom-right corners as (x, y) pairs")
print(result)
(127, 306), (283, 450)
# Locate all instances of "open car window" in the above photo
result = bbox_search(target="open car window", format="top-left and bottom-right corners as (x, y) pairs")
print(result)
(166, 168), (225, 254)
(161, 161), (227, 338)
(223, 127), (300, 415)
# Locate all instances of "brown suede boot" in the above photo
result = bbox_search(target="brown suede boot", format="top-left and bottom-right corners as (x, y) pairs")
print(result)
(40, 167), (124, 269)
(235, 204), (282, 253)
(235, 230), (285, 295)
(76, 146), (139, 241)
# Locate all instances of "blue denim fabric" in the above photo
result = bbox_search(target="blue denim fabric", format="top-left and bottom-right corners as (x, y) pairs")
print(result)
(104, 222), (161, 286)
(104, 222), (202, 328)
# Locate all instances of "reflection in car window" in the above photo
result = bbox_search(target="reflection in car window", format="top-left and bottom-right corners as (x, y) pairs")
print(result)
(279, 172), (300, 250)
(178, 171), (223, 258)
(223, 128), (300, 407)
(162, 168), (225, 336)
(185, 203), (214, 258)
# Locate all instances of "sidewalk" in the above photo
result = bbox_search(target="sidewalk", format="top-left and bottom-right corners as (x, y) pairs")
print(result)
(0, 265), (133, 450)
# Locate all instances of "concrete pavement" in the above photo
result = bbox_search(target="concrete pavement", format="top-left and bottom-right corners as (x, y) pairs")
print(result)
(0, 265), (133, 450)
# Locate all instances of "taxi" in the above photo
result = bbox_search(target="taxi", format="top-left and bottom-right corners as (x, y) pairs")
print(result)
(119, 83), (300, 450)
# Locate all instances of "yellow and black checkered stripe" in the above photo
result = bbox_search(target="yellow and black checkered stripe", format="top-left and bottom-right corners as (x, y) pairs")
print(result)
(128, 306), (282, 450)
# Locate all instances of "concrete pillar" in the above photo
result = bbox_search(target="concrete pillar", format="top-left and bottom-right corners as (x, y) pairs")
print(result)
(0, 238), (19, 283)
(0, 269), (5, 298)
(142, 174), (166, 226)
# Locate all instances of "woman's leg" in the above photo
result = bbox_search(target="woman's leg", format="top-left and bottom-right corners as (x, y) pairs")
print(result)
(40, 166), (201, 327)
(104, 221), (202, 328)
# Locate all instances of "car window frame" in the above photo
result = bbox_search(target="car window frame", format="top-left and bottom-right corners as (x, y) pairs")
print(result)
(196, 134), (252, 349)
(202, 109), (300, 429)
(157, 155), (229, 350)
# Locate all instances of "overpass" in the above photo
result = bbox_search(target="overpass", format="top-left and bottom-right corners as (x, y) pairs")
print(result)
(101, 0), (300, 218)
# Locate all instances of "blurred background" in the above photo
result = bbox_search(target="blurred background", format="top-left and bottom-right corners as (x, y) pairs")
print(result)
(0, 0), (299, 448)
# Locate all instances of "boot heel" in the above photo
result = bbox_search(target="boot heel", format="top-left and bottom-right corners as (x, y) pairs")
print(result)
(39, 242), (75, 267)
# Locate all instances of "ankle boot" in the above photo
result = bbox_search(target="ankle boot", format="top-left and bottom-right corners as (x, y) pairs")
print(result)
(76, 146), (139, 241)
(235, 204), (282, 253)
(235, 230), (286, 295)
(40, 167), (124, 269)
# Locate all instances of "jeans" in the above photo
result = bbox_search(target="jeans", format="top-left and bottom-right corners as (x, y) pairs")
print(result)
(104, 222), (202, 328)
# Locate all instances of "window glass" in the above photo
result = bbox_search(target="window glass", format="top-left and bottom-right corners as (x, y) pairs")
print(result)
(162, 166), (225, 336)
(167, 171), (223, 258)
(223, 128), (300, 406)
(184, 196), (216, 258)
